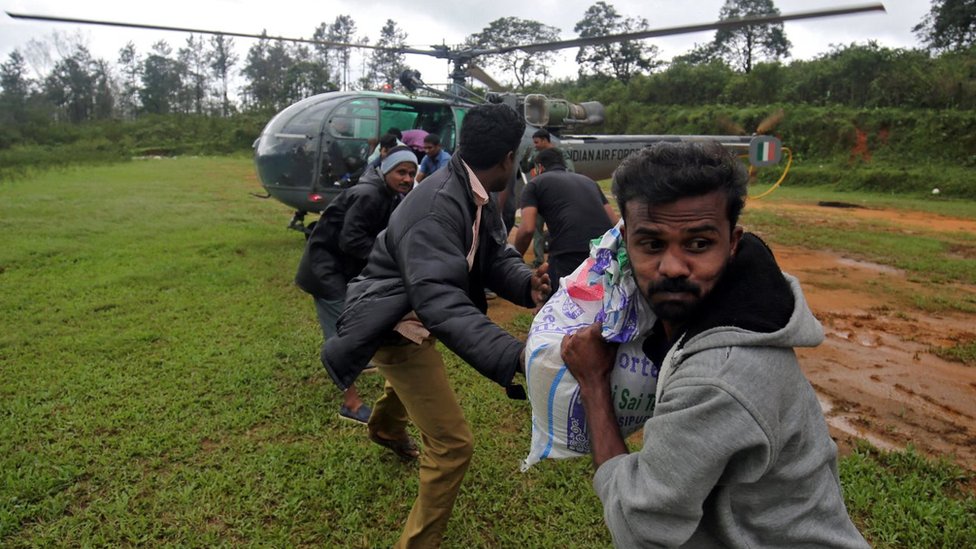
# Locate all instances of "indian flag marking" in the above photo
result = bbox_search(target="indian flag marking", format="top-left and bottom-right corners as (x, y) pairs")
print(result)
(749, 136), (781, 166)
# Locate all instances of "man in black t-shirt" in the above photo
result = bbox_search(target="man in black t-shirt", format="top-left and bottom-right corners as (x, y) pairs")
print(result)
(515, 148), (619, 295)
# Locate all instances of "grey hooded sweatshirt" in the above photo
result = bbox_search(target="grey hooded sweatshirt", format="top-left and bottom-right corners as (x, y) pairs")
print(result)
(593, 234), (869, 548)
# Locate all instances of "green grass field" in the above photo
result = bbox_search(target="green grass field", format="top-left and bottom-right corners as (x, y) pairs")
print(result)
(2, 157), (974, 547)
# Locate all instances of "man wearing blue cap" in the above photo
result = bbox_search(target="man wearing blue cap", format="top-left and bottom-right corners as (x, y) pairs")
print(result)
(295, 146), (418, 423)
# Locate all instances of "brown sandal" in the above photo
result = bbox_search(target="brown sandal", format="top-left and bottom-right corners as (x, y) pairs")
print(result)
(369, 431), (420, 461)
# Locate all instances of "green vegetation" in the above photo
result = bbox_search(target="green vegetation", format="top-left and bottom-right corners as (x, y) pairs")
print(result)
(748, 179), (976, 218)
(932, 340), (976, 366)
(842, 442), (976, 548)
(1, 158), (973, 546)
(553, 43), (976, 110)
(0, 158), (607, 546)
(749, 174), (976, 213)
(741, 208), (976, 286)
(0, 113), (269, 182)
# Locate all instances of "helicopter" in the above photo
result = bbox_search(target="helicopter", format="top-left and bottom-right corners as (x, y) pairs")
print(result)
(9, 3), (886, 233)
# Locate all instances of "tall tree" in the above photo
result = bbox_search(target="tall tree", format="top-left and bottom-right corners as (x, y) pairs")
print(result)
(44, 46), (98, 123)
(283, 44), (332, 101)
(1, 51), (32, 106)
(913, 0), (976, 52)
(207, 34), (238, 116)
(140, 40), (183, 114)
(241, 33), (295, 110)
(366, 20), (409, 90)
(22, 30), (88, 80)
(574, 2), (660, 82)
(327, 15), (357, 90)
(709, 0), (791, 73)
(177, 34), (209, 114)
(312, 22), (334, 78)
(467, 17), (561, 88)
(117, 42), (141, 118)
(91, 58), (115, 119)
(0, 50), (33, 125)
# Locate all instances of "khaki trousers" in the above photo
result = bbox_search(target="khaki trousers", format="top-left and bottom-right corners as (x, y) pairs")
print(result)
(369, 338), (474, 549)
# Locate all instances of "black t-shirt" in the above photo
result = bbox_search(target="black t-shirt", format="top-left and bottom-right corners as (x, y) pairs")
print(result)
(520, 167), (613, 281)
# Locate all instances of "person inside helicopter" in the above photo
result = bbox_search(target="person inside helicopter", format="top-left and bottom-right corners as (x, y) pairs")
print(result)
(367, 128), (405, 167)
(416, 133), (452, 183)
(367, 133), (404, 170)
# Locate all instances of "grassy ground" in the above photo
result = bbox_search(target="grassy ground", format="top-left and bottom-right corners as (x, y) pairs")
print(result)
(2, 157), (974, 546)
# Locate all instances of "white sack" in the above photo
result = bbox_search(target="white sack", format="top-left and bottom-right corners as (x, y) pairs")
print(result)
(522, 223), (659, 471)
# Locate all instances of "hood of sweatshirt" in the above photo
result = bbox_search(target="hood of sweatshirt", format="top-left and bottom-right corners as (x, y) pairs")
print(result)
(677, 233), (824, 356)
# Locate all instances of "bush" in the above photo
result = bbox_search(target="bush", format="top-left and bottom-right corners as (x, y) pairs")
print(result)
(0, 113), (269, 181)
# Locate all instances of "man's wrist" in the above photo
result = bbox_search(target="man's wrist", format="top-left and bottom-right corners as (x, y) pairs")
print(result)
(578, 379), (613, 409)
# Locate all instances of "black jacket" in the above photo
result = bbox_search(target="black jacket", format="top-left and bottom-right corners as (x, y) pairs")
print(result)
(294, 167), (399, 300)
(323, 154), (536, 390)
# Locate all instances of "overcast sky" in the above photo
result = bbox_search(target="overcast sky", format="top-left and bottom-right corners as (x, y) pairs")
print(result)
(1, 0), (929, 88)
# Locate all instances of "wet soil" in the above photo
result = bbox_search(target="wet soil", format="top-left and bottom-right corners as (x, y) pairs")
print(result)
(489, 201), (976, 471)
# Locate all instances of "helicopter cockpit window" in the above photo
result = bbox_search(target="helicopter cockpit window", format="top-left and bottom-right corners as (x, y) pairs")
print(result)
(322, 98), (379, 187)
(255, 97), (335, 191)
(329, 99), (378, 139)
(329, 116), (375, 139)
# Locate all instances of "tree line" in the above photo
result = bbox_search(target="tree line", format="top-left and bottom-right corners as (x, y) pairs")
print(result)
(557, 41), (976, 115)
(0, 0), (972, 145)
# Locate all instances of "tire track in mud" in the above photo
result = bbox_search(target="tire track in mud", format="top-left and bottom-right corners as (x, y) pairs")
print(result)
(776, 240), (976, 471)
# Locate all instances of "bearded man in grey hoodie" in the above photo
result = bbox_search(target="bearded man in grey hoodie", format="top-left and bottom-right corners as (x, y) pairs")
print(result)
(561, 141), (869, 548)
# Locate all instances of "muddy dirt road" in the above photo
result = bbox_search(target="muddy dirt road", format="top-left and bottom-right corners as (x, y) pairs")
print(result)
(489, 201), (976, 471)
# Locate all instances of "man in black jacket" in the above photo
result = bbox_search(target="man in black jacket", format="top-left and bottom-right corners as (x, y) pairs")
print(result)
(323, 104), (550, 548)
(295, 146), (417, 423)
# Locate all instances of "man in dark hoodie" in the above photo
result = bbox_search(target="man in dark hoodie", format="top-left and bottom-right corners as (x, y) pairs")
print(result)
(561, 142), (869, 548)
(322, 103), (550, 548)
(294, 146), (417, 424)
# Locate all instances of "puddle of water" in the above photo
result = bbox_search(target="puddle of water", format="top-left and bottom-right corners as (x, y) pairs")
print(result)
(818, 396), (901, 452)
(856, 334), (879, 348)
(827, 415), (901, 452)
(836, 257), (903, 276)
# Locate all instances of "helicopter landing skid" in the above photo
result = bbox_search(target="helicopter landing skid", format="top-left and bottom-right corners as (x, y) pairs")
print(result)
(288, 211), (312, 236)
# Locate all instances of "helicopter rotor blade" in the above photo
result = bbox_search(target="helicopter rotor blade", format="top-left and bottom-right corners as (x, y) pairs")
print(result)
(4, 11), (435, 55)
(9, 3), (886, 60)
(466, 64), (504, 92)
(474, 3), (886, 56)
(716, 115), (746, 136)
(7, 2), (886, 91)
(756, 108), (785, 135)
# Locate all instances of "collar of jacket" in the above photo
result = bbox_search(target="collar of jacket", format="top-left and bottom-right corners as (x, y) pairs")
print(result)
(446, 153), (478, 205)
(359, 166), (400, 198)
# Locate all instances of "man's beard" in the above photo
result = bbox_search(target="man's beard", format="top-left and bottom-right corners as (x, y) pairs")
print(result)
(644, 277), (703, 324)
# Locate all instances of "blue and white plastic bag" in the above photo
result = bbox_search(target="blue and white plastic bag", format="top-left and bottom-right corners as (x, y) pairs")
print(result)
(522, 223), (659, 470)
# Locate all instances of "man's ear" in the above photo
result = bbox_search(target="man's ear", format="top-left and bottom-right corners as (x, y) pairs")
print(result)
(501, 150), (515, 171)
(730, 225), (744, 257)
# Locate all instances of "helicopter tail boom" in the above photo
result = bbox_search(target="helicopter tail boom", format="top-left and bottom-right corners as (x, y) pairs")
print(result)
(557, 134), (780, 182)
